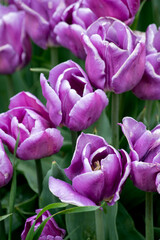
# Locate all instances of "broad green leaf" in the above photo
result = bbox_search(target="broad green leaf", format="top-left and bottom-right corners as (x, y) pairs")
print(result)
(39, 161), (70, 208)
(117, 203), (145, 240)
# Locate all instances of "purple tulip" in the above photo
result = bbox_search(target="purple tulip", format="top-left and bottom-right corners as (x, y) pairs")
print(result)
(0, 139), (13, 188)
(21, 209), (66, 240)
(119, 117), (160, 192)
(0, 4), (31, 74)
(133, 24), (160, 100)
(9, 0), (69, 49)
(54, 0), (97, 59)
(40, 60), (108, 131)
(82, 17), (145, 94)
(49, 133), (131, 206)
(0, 91), (63, 160)
(83, 0), (140, 25)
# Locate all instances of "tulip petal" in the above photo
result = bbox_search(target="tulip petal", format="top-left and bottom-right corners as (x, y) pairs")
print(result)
(49, 176), (96, 206)
(68, 90), (108, 131)
(0, 140), (13, 188)
(130, 161), (160, 192)
(72, 171), (104, 204)
(9, 91), (49, 120)
(40, 73), (62, 127)
(17, 128), (63, 160)
(65, 133), (108, 180)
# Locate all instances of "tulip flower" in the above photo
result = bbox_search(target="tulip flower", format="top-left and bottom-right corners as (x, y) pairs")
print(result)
(21, 209), (66, 240)
(49, 133), (131, 206)
(9, 0), (68, 49)
(54, 0), (97, 59)
(0, 91), (63, 160)
(40, 60), (108, 131)
(0, 139), (13, 188)
(82, 17), (145, 94)
(119, 117), (160, 192)
(83, 0), (140, 25)
(0, 4), (31, 74)
(133, 24), (160, 100)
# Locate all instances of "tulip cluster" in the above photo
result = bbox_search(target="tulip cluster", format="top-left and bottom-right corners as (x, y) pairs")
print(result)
(1, 1), (160, 240)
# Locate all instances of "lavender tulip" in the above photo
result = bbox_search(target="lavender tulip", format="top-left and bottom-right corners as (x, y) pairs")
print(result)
(40, 60), (108, 131)
(83, 0), (140, 25)
(21, 209), (66, 240)
(0, 4), (31, 74)
(54, 0), (97, 59)
(82, 17), (145, 94)
(120, 117), (160, 192)
(9, 0), (69, 49)
(0, 139), (13, 188)
(133, 24), (160, 99)
(49, 133), (130, 206)
(0, 91), (63, 160)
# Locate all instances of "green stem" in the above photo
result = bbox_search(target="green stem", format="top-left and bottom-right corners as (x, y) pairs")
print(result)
(35, 159), (43, 197)
(8, 167), (17, 240)
(145, 100), (153, 129)
(111, 93), (119, 148)
(145, 192), (154, 240)
(50, 47), (59, 67)
(95, 209), (105, 240)
(70, 131), (78, 154)
(7, 75), (14, 99)
(107, 92), (119, 240)
(0, 202), (6, 240)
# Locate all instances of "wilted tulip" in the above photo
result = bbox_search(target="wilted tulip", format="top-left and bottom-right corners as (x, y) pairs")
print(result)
(0, 139), (13, 188)
(54, 0), (97, 59)
(133, 24), (160, 100)
(120, 117), (160, 192)
(21, 209), (66, 240)
(0, 91), (63, 160)
(49, 133), (130, 206)
(40, 60), (108, 131)
(83, 0), (140, 25)
(0, 4), (31, 74)
(82, 17), (145, 94)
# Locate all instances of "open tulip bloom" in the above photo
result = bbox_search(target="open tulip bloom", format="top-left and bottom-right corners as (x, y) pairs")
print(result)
(82, 17), (145, 94)
(120, 117), (160, 193)
(40, 60), (108, 131)
(49, 133), (131, 206)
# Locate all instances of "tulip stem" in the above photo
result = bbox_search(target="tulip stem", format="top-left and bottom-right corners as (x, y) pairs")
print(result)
(145, 192), (154, 240)
(108, 92), (119, 240)
(70, 131), (78, 153)
(8, 165), (17, 240)
(145, 100), (153, 129)
(111, 93), (119, 149)
(95, 209), (105, 240)
(50, 47), (59, 67)
(7, 75), (14, 99)
(35, 159), (43, 197)
(8, 133), (19, 240)
(0, 202), (6, 240)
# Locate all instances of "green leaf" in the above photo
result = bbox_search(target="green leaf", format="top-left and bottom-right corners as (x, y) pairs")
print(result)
(117, 203), (145, 240)
(17, 156), (54, 193)
(130, 0), (147, 30)
(39, 161), (70, 208)
(0, 213), (12, 221)
(30, 68), (50, 73)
